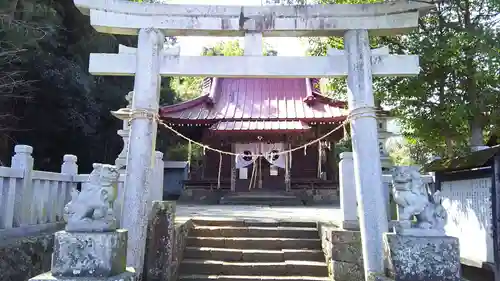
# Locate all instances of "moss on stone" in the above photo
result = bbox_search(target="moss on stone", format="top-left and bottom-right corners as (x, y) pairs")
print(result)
(0, 233), (54, 281)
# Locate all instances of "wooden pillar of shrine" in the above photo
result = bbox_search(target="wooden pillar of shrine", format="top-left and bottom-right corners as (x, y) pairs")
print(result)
(230, 144), (236, 191)
(285, 144), (291, 191)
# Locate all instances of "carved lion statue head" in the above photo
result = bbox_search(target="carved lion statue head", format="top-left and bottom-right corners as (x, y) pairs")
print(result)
(88, 163), (119, 185)
(391, 166), (424, 191)
(87, 163), (120, 202)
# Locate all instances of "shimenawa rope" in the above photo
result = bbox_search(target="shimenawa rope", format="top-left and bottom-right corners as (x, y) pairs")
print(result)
(125, 106), (380, 189)
(125, 105), (379, 157)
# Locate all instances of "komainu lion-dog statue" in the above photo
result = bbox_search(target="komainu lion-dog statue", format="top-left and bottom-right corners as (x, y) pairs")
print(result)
(391, 166), (447, 236)
(63, 163), (120, 232)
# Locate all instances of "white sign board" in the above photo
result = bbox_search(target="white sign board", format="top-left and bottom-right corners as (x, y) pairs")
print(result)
(441, 177), (493, 264)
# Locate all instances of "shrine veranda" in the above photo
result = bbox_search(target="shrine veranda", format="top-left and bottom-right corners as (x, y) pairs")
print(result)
(73, 0), (434, 280)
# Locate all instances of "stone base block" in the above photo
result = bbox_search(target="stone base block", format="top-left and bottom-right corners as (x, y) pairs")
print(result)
(384, 233), (461, 281)
(29, 267), (136, 281)
(51, 230), (128, 278)
(330, 260), (364, 281)
(341, 220), (360, 231)
(293, 188), (339, 205)
(369, 275), (394, 281)
(331, 242), (363, 265)
(145, 201), (176, 281)
(179, 189), (226, 204)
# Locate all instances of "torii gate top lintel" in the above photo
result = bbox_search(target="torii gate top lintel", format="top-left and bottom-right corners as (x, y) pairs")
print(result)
(75, 0), (434, 37)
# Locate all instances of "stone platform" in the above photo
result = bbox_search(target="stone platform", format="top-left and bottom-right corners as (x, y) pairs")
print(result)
(51, 230), (128, 277)
(29, 268), (136, 281)
(29, 229), (135, 281)
(219, 192), (304, 206)
(176, 204), (341, 224)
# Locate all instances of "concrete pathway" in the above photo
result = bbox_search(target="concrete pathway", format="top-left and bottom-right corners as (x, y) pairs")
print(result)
(175, 204), (342, 225)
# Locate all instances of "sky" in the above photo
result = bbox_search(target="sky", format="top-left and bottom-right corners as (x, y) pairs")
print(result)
(163, 0), (309, 56)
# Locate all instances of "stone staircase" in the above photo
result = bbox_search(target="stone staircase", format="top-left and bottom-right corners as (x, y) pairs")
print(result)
(219, 192), (304, 206)
(178, 219), (329, 281)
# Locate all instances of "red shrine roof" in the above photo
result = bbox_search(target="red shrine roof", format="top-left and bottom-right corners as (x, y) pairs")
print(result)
(212, 120), (311, 131)
(159, 78), (347, 131)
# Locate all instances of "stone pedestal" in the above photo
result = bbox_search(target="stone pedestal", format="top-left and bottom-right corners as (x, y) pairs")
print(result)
(144, 201), (176, 281)
(383, 233), (461, 281)
(29, 230), (136, 281)
(339, 152), (359, 231)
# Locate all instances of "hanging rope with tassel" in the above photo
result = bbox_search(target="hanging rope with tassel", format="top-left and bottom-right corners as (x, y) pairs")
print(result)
(217, 153), (222, 190)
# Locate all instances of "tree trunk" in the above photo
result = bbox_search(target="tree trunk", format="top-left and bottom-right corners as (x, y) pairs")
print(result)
(463, 0), (484, 149)
(469, 118), (484, 149)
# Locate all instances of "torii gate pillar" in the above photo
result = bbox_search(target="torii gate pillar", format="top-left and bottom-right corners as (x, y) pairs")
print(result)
(344, 29), (388, 275)
(121, 27), (164, 278)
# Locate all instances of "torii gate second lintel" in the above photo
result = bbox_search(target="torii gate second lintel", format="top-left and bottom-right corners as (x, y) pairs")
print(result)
(89, 51), (420, 78)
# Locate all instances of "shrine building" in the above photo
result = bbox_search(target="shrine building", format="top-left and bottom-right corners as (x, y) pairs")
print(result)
(159, 77), (348, 204)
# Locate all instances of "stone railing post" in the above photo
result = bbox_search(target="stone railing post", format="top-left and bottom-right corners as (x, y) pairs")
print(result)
(61, 155), (78, 175)
(155, 151), (164, 202)
(339, 152), (358, 230)
(60, 155), (78, 220)
(11, 145), (34, 225)
(147, 151), (164, 213)
(383, 181), (392, 221)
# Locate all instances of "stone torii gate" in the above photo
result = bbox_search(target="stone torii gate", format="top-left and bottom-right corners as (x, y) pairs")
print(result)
(73, 0), (433, 280)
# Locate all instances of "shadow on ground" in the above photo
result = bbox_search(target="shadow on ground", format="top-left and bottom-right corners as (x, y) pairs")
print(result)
(462, 264), (494, 281)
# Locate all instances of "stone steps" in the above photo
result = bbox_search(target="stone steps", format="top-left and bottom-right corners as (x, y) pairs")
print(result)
(184, 247), (325, 262)
(186, 237), (322, 250)
(180, 260), (328, 276)
(179, 274), (330, 281)
(191, 226), (319, 239)
(191, 219), (317, 228)
(179, 219), (328, 281)
(219, 200), (303, 206)
(219, 192), (304, 206)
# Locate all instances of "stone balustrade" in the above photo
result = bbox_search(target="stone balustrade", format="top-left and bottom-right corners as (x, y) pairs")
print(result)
(0, 144), (164, 237)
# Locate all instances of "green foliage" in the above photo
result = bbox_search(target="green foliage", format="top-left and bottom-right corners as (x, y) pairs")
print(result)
(308, 0), (500, 161)
(333, 136), (353, 161)
(0, 0), (179, 172)
(168, 41), (244, 102)
(307, 0), (383, 101)
(380, 0), (500, 158)
(385, 136), (432, 166)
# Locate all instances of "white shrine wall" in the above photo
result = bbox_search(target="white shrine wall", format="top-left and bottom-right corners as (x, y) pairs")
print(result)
(440, 176), (494, 265)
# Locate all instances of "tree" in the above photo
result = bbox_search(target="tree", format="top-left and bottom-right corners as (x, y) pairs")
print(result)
(0, 0), (180, 171)
(308, 0), (500, 159)
(380, 0), (500, 157)
(307, 0), (382, 101)
(385, 136), (432, 166)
